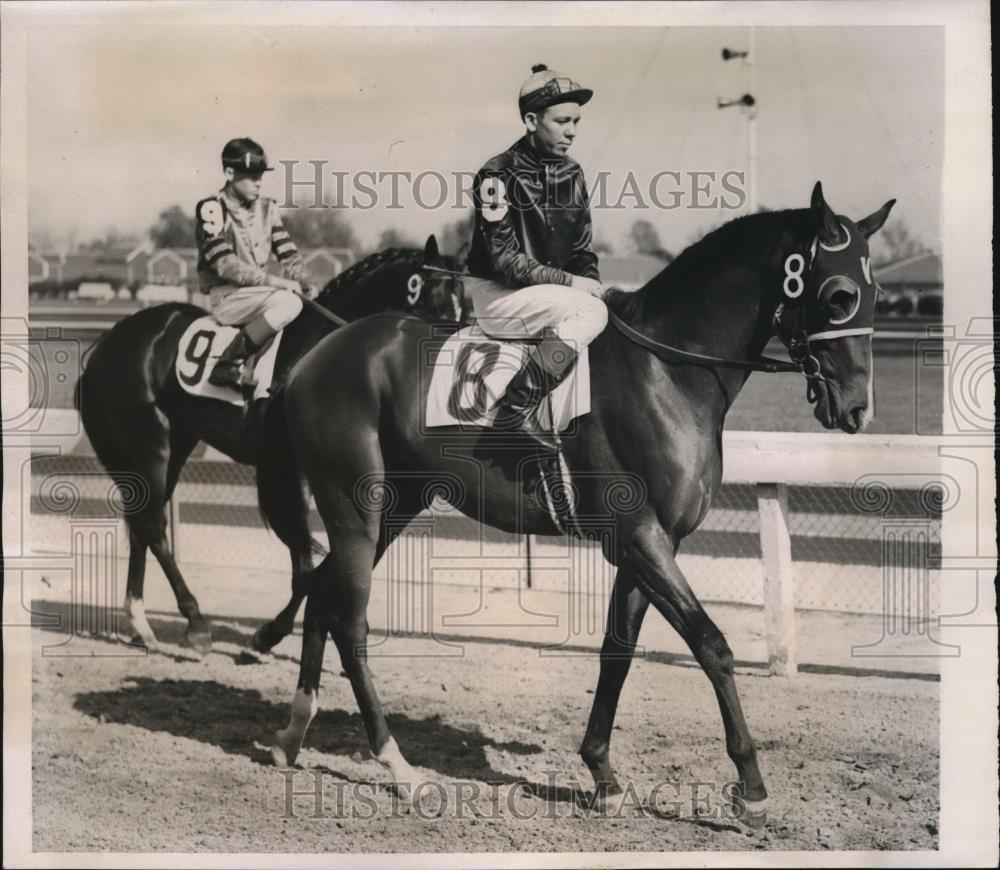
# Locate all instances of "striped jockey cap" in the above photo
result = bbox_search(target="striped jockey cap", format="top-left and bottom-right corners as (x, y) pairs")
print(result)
(518, 64), (593, 118)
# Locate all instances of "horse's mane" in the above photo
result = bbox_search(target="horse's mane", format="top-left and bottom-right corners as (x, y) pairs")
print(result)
(605, 208), (814, 321)
(318, 247), (424, 301)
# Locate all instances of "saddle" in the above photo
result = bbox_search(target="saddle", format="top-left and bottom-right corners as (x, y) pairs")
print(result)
(175, 316), (282, 406)
(425, 324), (589, 534)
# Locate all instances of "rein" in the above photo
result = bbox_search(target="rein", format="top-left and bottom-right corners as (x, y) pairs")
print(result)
(607, 234), (844, 407)
(422, 265), (467, 278)
(302, 295), (349, 328)
(608, 310), (802, 374)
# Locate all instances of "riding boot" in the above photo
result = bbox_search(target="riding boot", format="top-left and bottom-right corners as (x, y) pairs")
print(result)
(493, 331), (579, 437)
(208, 329), (259, 389)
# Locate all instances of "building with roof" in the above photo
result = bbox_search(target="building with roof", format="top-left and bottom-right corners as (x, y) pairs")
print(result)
(873, 252), (942, 319)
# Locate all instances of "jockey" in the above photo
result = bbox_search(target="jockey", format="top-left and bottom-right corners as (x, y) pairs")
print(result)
(195, 137), (314, 390)
(466, 64), (606, 431)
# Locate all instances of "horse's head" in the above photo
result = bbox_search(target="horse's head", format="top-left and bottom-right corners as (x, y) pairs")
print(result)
(407, 235), (470, 324)
(315, 236), (467, 324)
(774, 182), (895, 434)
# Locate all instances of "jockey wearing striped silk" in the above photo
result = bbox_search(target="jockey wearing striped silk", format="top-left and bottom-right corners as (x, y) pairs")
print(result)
(195, 137), (315, 389)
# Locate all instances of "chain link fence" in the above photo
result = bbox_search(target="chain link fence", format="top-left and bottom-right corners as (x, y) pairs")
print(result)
(28, 453), (942, 618)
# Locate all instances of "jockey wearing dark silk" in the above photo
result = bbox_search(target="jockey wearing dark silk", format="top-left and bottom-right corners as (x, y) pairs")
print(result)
(465, 64), (606, 439)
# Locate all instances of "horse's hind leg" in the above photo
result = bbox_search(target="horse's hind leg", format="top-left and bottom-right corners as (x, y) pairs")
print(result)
(251, 547), (313, 654)
(271, 556), (326, 767)
(122, 525), (155, 648)
(271, 537), (412, 777)
(252, 491), (411, 654)
(324, 529), (422, 799)
(125, 424), (211, 654)
(151, 428), (212, 653)
(579, 568), (650, 809)
(271, 483), (422, 797)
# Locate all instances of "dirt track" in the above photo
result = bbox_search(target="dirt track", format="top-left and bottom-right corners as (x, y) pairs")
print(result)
(31, 609), (938, 854)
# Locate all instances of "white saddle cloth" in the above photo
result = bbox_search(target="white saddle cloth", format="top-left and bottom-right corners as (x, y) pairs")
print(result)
(175, 316), (281, 405)
(424, 324), (590, 431)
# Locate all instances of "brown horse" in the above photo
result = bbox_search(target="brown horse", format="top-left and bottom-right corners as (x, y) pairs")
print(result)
(75, 236), (466, 654)
(254, 183), (894, 824)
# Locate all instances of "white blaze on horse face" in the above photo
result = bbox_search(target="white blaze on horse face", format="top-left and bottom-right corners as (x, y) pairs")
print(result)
(861, 334), (875, 430)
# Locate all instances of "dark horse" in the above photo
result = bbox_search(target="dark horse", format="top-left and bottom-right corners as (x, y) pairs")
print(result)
(255, 184), (894, 824)
(76, 235), (466, 655)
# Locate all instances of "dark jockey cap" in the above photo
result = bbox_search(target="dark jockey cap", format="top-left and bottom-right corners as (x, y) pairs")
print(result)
(221, 137), (274, 174)
(518, 64), (593, 119)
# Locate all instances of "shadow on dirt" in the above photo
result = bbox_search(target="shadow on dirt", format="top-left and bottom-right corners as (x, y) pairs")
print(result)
(31, 598), (940, 683)
(30, 598), (304, 667)
(72, 676), (543, 786)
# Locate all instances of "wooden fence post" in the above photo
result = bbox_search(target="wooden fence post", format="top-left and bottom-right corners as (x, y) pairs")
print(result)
(757, 482), (798, 676)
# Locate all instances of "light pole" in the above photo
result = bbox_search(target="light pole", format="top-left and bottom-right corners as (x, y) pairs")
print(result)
(719, 28), (757, 214)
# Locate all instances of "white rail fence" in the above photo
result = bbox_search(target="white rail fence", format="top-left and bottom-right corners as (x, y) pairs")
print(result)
(30, 431), (944, 676)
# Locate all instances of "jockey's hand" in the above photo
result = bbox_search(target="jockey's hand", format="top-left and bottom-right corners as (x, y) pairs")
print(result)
(274, 277), (302, 294)
(303, 282), (320, 301)
(570, 275), (604, 298)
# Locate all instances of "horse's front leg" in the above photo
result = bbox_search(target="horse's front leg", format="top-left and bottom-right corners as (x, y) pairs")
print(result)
(625, 523), (768, 828)
(580, 568), (649, 810)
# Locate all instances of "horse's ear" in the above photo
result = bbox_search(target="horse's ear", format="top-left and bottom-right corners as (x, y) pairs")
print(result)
(424, 234), (440, 263)
(856, 199), (897, 239)
(810, 181), (825, 211)
(811, 181), (843, 246)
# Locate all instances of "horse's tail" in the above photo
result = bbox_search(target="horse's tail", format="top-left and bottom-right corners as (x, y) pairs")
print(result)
(256, 387), (323, 557)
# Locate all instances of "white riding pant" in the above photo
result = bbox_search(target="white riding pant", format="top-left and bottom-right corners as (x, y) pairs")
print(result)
(208, 285), (303, 332)
(467, 278), (608, 351)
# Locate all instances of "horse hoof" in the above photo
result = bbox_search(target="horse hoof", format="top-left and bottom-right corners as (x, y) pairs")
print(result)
(594, 788), (628, 816)
(732, 793), (768, 829)
(128, 633), (158, 652)
(186, 628), (212, 657)
(251, 626), (274, 655)
(240, 638), (271, 664)
(391, 781), (414, 806)
(271, 730), (299, 768)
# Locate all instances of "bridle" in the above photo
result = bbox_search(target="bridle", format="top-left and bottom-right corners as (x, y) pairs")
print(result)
(410, 263), (467, 322)
(609, 230), (875, 404)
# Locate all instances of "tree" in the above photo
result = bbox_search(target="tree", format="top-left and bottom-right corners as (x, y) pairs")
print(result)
(593, 234), (614, 256)
(280, 206), (358, 252)
(869, 217), (926, 266)
(150, 206), (196, 248)
(80, 226), (140, 251)
(627, 219), (673, 262)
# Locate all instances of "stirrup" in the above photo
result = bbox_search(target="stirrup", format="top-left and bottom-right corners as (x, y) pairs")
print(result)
(208, 359), (245, 389)
(534, 396), (581, 535)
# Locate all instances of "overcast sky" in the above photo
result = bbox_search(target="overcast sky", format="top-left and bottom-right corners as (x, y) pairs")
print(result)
(27, 24), (942, 255)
